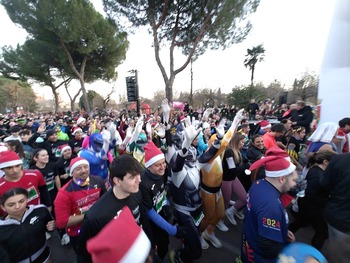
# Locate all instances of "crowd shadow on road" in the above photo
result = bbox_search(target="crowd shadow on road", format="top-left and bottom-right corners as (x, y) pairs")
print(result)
(47, 230), (76, 263)
(47, 210), (317, 263)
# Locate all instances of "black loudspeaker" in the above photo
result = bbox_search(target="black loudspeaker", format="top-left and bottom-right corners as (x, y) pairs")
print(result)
(126, 76), (138, 102)
(279, 91), (288, 105)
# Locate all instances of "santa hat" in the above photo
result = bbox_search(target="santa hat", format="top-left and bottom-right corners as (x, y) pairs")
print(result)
(77, 117), (86, 126)
(180, 116), (186, 122)
(249, 156), (295, 178)
(87, 206), (151, 263)
(336, 129), (346, 140)
(0, 144), (8, 153)
(0, 150), (23, 169)
(69, 157), (89, 176)
(72, 127), (83, 135)
(259, 120), (271, 130)
(265, 147), (291, 161)
(58, 144), (71, 154)
(144, 141), (164, 168)
(3, 136), (21, 142)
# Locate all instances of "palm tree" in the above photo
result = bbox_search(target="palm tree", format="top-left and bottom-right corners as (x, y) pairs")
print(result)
(244, 44), (265, 86)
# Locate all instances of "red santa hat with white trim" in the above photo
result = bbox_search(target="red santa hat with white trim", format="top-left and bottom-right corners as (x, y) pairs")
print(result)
(248, 155), (296, 178)
(246, 147), (292, 176)
(336, 129), (346, 140)
(259, 120), (271, 130)
(69, 157), (89, 176)
(87, 206), (151, 263)
(77, 117), (86, 126)
(144, 141), (165, 168)
(0, 144), (8, 153)
(72, 127), (83, 135)
(265, 146), (291, 161)
(58, 144), (71, 154)
(0, 150), (23, 169)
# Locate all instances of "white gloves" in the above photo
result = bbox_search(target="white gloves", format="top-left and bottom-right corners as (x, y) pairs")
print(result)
(216, 119), (226, 139)
(182, 116), (202, 150)
(146, 122), (152, 135)
(229, 108), (244, 132)
(202, 108), (213, 121)
(107, 122), (117, 141)
(135, 115), (144, 134)
(162, 99), (171, 125)
(101, 129), (111, 142)
(155, 124), (166, 138)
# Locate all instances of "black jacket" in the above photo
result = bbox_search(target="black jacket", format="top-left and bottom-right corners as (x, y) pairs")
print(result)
(320, 153), (350, 232)
(0, 205), (53, 263)
(247, 145), (265, 163)
(295, 106), (313, 134)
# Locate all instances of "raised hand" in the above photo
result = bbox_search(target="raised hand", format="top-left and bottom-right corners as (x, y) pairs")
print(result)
(230, 108), (245, 131)
(216, 119), (226, 139)
(101, 129), (111, 142)
(134, 115), (144, 134)
(107, 122), (116, 140)
(155, 124), (166, 138)
(203, 108), (213, 121)
(162, 98), (171, 124)
(37, 122), (46, 133)
(146, 122), (152, 135)
(182, 116), (202, 150)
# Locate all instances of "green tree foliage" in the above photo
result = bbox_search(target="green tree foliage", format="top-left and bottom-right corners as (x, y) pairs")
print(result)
(103, 0), (260, 101)
(0, 40), (71, 112)
(244, 44), (265, 86)
(290, 71), (318, 104)
(264, 80), (286, 103)
(79, 90), (104, 111)
(1, 0), (129, 112)
(0, 77), (37, 112)
(227, 84), (266, 109)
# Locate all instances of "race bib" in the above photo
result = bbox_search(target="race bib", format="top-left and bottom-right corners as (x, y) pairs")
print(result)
(155, 191), (167, 213)
(55, 149), (61, 157)
(27, 186), (39, 203)
(46, 179), (54, 191)
(65, 167), (71, 176)
(193, 211), (205, 226)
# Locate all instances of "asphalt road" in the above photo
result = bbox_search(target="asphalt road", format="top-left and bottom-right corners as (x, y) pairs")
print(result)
(47, 211), (317, 263)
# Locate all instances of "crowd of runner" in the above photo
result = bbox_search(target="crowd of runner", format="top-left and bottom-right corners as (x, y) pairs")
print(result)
(0, 99), (349, 263)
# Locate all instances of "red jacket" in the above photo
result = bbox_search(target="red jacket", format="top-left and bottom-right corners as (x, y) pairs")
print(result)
(54, 176), (106, 236)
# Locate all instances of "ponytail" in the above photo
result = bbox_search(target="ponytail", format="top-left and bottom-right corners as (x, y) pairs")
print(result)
(306, 150), (336, 168)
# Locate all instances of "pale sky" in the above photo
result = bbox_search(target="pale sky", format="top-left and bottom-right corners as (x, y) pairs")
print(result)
(0, 0), (335, 104)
